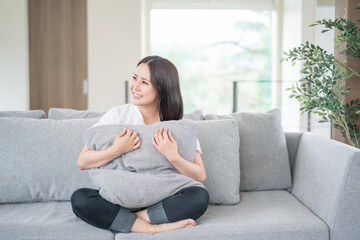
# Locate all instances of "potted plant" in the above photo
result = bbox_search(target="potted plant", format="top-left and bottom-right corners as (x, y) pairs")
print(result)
(282, 6), (360, 148)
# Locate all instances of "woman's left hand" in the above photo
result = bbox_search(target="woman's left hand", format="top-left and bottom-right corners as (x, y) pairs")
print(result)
(152, 128), (179, 161)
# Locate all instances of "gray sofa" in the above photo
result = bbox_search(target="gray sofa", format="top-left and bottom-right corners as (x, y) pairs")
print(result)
(0, 108), (359, 240)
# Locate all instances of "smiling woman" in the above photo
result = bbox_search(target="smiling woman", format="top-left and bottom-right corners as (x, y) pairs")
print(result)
(72, 55), (208, 235)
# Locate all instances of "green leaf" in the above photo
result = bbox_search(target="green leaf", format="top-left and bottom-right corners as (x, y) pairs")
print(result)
(356, 3), (360, 9)
(301, 69), (310, 74)
(286, 17), (360, 142)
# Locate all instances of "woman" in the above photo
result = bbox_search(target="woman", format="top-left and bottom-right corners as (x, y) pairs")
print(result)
(71, 56), (209, 234)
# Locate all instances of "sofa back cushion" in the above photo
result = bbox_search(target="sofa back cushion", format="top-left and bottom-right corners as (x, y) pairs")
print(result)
(0, 110), (45, 119)
(48, 108), (105, 120)
(0, 117), (97, 203)
(48, 108), (204, 121)
(205, 109), (291, 191)
(197, 119), (240, 205)
(184, 109), (204, 121)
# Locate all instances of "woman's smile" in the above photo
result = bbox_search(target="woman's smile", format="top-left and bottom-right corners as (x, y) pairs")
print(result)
(132, 91), (143, 99)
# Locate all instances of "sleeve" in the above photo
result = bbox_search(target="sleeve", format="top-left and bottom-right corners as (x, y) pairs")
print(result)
(196, 138), (202, 155)
(92, 107), (118, 127)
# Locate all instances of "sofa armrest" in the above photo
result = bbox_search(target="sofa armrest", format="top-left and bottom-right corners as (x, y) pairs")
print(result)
(291, 133), (360, 240)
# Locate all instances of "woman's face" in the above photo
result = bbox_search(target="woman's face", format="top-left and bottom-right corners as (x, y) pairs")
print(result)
(130, 63), (158, 108)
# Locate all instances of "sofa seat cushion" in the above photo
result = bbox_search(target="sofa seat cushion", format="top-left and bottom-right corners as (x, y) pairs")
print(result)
(115, 190), (329, 240)
(0, 201), (114, 240)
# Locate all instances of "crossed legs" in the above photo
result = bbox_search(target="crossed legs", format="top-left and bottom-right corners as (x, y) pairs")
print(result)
(71, 186), (209, 234)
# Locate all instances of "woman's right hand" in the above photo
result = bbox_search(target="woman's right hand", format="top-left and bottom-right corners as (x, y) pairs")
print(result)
(111, 128), (141, 156)
(77, 128), (141, 170)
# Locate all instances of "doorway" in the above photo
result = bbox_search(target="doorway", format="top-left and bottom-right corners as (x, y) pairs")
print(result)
(28, 0), (87, 113)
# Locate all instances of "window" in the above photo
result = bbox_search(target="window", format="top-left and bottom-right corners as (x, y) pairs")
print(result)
(151, 9), (273, 114)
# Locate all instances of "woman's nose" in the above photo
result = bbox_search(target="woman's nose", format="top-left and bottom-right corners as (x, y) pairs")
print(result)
(133, 80), (141, 90)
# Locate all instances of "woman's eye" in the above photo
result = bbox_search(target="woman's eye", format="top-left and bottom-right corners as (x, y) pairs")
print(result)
(132, 76), (136, 80)
(142, 81), (148, 85)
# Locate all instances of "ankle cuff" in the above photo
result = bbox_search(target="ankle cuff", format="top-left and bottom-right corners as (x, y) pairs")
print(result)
(148, 201), (169, 224)
(109, 208), (137, 233)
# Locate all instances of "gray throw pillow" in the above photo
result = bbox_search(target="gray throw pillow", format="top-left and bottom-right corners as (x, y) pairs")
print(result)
(196, 119), (240, 205)
(205, 109), (291, 191)
(0, 110), (45, 119)
(0, 117), (97, 203)
(85, 119), (204, 209)
(48, 108), (105, 120)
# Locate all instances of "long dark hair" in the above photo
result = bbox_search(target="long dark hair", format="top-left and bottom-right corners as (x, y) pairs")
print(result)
(137, 56), (184, 121)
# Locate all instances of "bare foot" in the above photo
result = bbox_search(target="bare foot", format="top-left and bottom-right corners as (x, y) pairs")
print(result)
(152, 219), (197, 234)
(135, 209), (150, 222)
(130, 216), (197, 234)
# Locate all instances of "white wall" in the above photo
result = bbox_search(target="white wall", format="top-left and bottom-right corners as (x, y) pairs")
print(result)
(0, 0), (29, 110)
(87, 0), (142, 111)
(0, 0), (142, 112)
